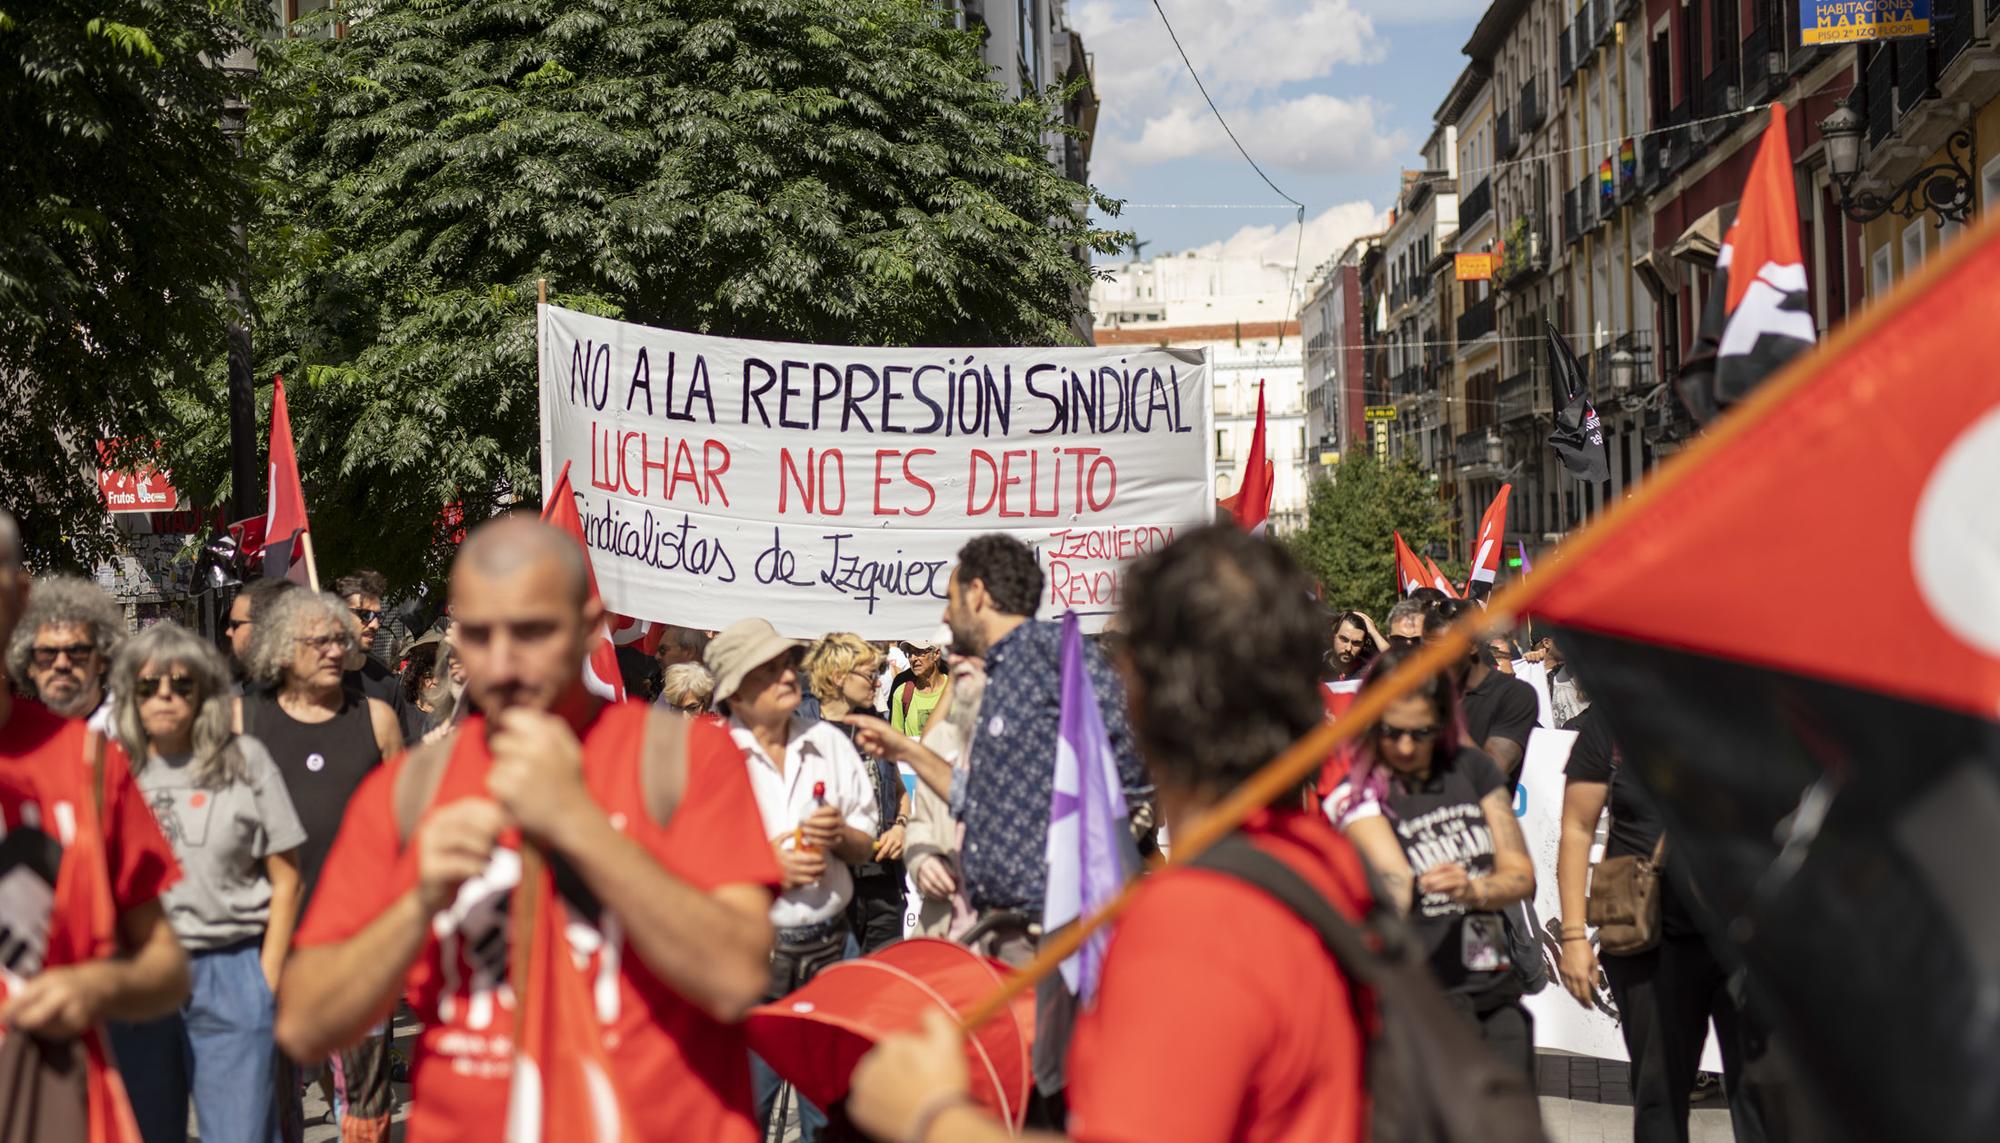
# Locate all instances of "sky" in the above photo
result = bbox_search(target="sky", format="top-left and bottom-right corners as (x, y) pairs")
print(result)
(1076, 0), (1490, 273)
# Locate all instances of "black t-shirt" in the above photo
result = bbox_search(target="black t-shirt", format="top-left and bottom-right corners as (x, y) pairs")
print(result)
(1355, 746), (1515, 996)
(1562, 705), (1699, 936)
(243, 692), (384, 907)
(347, 658), (422, 745)
(1461, 669), (1539, 765)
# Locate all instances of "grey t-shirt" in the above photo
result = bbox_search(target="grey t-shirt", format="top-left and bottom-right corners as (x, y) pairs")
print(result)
(133, 736), (308, 951)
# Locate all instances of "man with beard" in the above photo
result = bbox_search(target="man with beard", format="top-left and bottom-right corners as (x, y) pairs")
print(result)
(5, 574), (125, 731)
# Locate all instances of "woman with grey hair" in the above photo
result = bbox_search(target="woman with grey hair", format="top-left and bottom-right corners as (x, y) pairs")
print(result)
(4, 573), (125, 725)
(659, 661), (717, 715)
(237, 590), (402, 1141)
(105, 623), (307, 1143)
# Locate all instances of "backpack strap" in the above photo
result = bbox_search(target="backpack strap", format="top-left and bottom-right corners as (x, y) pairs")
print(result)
(897, 680), (915, 725)
(394, 732), (458, 847)
(1189, 832), (1415, 988)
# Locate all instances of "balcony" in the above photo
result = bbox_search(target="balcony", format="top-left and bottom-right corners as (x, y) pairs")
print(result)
(1495, 215), (1548, 286)
(1563, 185), (1579, 245)
(1496, 369), (1543, 425)
(1457, 295), (1496, 344)
(1896, 29), (1934, 117)
(1575, 175), (1600, 235)
(1519, 78), (1544, 134)
(1701, 61), (1742, 127)
(1460, 176), (1492, 230)
(1576, 3), (1595, 64)
(1741, 22), (1774, 104)
(1497, 109), (1515, 160)
(1865, 44), (1896, 149)
(1592, 0), (1614, 49)
(1559, 21), (1576, 85)
(1940, 0), (1975, 75)
(1455, 429), (1502, 474)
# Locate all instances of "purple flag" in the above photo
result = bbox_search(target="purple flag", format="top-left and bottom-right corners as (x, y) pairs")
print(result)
(1043, 611), (1138, 1001)
(1518, 539), (1533, 576)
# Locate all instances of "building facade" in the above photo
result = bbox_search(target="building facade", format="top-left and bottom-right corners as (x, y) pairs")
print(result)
(1092, 251), (1311, 532)
(1303, 235), (1380, 471)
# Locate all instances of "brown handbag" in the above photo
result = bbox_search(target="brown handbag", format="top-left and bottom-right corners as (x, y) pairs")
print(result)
(1587, 835), (1668, 955)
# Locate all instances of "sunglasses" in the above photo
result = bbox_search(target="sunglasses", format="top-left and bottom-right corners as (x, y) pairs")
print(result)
(30, 643), (97, 668)
(137, 674), (200, 700)
(1386, 634), (1423, 650)
(1376, 723), (1439, 744)
(349, 608), (382, 625)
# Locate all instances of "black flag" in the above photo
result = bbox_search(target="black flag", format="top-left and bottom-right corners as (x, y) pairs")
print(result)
(1545, 322), (1610, 482)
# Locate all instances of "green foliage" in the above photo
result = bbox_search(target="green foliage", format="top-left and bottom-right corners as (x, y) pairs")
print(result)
(164, 0), (1129, 589)
(0, 0), (258, 565)
(1288, 453), (1454, 622)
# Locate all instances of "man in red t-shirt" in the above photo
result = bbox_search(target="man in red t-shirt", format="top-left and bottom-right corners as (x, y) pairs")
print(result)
(0, 509), (188, 1135)
(276, 515), (780, 1143)
(849, 525), (1370, 1143)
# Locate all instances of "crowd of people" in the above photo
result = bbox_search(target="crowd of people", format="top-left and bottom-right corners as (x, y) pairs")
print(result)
(0, 502), (1771, 1143)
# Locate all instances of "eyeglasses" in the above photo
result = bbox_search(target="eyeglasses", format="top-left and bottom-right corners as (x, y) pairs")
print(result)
(300, 633), (350, 653)
(671, 698), (707, 715)
(223, 617), (250, 633)
(1376, 723), (1439, 744)
(349, 608), (382, 626)
(30, 643), (97, 668)
(1387, 634), (1423, 650)
(137, 674), (200, 700)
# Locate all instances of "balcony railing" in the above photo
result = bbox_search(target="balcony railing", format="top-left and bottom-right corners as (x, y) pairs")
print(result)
(1559, 21), (1577, 85)
(1495, 215), (1548, 286)
(1575, 176), (1600, 234)
(1741, 22), (1773, 104)
(1457, 295), (1496, 344)
(1576, 3), (1595, 63)
(1455, 429), (1498, 470)
(1563, 185), (1579, 245)
(1700, 62), (1741, 126)
(1896, 28), (1934, 116)
(1496, 369), (1543, 424)
(1496, 110), (1514, 160)
(1940, 0), (1974, 75)
(1460, 176), (1492, 230)
(1520, 78), (1544, 134)
(1865, 44), (1896, 149)
(1592, 0), (1614, 48)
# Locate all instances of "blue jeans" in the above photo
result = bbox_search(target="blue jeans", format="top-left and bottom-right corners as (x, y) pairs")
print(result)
(110, 940), (282, 1143)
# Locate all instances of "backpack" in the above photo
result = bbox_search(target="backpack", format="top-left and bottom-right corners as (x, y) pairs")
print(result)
(1190, 833), (1545, 1143)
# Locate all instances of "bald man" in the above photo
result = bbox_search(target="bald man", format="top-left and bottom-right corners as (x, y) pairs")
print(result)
(277, 515), (781, 1143)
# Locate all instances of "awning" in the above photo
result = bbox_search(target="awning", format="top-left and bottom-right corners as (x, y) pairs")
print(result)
(1669, 202), (1738, 267)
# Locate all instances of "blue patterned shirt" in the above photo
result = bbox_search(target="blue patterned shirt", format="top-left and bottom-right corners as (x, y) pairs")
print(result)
(959, 619), (1152, 913)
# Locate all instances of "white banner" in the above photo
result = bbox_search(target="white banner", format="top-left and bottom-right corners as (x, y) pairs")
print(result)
(537, 305), (1214, 638)
(1518, 729), (1721, 1071)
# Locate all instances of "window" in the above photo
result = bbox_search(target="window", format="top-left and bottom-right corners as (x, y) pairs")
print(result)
(1982, 153), (2000, 212)
(1901, 221), (1925, 277)
(1871, 244), (1893, 297)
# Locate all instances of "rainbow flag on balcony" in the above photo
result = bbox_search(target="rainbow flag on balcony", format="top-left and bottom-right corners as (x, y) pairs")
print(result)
(1598, 156), (1615, 206)
(1619, 138), (1637, 183)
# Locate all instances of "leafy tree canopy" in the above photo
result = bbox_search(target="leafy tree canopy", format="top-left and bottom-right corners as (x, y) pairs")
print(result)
(1288, 454), (1455, 622)
(166, 0), (1128, 590)
(0, 1), (256, 565)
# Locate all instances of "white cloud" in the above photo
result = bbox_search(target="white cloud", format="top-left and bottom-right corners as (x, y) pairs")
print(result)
(1077, 0), (1403, 180)
(1112, 93), (1407, 175)
(1187, 200), (1388, 272)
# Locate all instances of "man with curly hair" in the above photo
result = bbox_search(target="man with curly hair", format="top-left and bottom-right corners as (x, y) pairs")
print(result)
(5, 573), (126, 728)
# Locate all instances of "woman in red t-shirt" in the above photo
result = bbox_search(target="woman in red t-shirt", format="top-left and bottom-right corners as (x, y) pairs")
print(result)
(848, 526), (1372, 1143)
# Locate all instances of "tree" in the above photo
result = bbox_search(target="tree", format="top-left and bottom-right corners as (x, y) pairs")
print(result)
(0, 1), (257, 565)
(1288, 453), (1455, 621)
(163, 0), (1129, 588)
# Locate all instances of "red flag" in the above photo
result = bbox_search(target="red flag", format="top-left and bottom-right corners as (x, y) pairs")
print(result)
(505, 852), (635, 1143)
(263, 375), (313, 585)
(1530, 213), (2000, 1141)
(1465, 483), (1514, 599)
(1679, 104), (1816, 422)
(1421, 554), (1461, 599)
(1391, 532), (1429, 596)
(540, 463), (626, 702)
(1218, 381), (1273, 534)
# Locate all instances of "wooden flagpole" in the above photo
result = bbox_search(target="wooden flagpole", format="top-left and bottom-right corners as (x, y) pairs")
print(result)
(299, 529), (321, 593)
(952, 196), (2000, 1033)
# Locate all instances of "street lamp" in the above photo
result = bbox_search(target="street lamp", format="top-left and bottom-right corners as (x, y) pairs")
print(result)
(1819, 98), (1974, 228)
(220, 43), (259, 523)
(1607, 349), (1636, 399)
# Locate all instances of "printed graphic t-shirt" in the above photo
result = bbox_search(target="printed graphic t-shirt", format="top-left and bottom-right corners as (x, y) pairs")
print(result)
(0, 701), (180, 1001)
(1332, 746), (1511, 995)
(295, 702), (781, 1143)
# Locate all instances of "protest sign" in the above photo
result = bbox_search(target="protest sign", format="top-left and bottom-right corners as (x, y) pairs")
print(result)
(1517, 729), (1722, 1070)
(538, 305), (1214, 638)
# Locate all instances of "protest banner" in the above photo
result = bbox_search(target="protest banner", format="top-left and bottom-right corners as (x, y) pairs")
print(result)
(1518, 729), (1723, 1070)
(538, 305), (1214, 638)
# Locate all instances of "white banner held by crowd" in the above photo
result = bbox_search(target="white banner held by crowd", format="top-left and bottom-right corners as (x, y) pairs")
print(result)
(538, 305), (1214, 638)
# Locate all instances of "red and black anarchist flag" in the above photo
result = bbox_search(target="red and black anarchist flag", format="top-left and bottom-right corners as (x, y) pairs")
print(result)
(1392, 531), (1429, 596)
(1545, 322), (1610, 482)
(1531, 215), (2000, 1143)
(1465, 483), (1512, 600)
(1678, 103), (1817, 425)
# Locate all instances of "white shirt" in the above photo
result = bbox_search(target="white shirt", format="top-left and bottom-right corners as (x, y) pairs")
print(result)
(729, 712), (880, 930)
